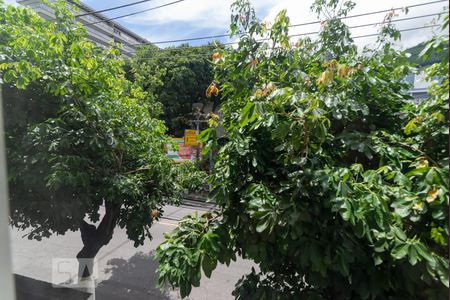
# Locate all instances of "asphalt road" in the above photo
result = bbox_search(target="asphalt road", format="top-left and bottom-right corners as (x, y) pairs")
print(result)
(10, 201), (256, 300)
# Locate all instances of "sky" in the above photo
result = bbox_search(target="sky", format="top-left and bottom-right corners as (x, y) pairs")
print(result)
(4, 0), (448, 49)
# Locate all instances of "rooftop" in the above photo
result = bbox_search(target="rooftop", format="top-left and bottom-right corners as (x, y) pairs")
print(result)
(68, 0), (149, 44)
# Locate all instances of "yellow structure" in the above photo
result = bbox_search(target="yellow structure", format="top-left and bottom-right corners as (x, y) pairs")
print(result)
(184, 129), (198, 147)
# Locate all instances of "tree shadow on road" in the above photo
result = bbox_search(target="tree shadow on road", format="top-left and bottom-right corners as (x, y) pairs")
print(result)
(96, 251), (176, 300)
(15, 274), (91, 300)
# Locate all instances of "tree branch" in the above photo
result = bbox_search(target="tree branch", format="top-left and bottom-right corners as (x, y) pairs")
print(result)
(124, 166), (152, 174)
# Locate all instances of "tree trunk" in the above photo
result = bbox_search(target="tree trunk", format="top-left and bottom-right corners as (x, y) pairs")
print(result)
(76, 201), (121, 278)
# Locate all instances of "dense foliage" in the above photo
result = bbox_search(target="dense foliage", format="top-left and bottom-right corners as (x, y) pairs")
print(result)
(156, 0), (449, 298)
(128, 44), (217, 137)
(0, 0), (203, 269)
(407, 42), (447, 67)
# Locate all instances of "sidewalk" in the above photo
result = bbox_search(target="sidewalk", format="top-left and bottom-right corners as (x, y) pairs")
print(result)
(11, 203), (255, 300)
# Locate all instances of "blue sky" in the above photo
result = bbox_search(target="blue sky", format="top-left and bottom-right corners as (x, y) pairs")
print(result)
(81, 0), (277, 46)
(4, 0), (448, 48)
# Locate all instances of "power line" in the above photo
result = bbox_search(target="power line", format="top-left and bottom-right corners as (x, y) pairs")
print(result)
(289, 12), (443, 38)
(95, 0), (445, 58)
(87, 0), (187, 26)
(133, 24), (440, 60)
(98, 0), (445, 57)
(133, 0), (447, 46)
(134, 52), (209, 61)
(352, 24), (439, 39)
(75, 0), (156, 17)
(132, 12), (445, 55)
(290, 0), (447, 28)
(148, 33), (230, 46)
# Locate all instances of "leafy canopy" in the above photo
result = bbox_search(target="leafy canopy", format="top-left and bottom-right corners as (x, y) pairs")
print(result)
(0, 0), (203, 245)
(156, 0), (449, 299)
(128, 44), (217, 137)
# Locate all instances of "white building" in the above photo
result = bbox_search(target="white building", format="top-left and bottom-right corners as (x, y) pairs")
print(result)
(405, 71), (436, 102)
(17, 0), (149, 58)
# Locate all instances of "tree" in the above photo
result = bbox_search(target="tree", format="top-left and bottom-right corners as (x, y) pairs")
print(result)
(156, 0), (449, 298)
(0, 0), (203, 278)
(128, 44), (218, 137)
(407, 42), (447, 67)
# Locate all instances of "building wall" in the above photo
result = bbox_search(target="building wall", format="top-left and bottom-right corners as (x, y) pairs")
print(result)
(17, 0), (148, 58)
(405, 71), (436, 103)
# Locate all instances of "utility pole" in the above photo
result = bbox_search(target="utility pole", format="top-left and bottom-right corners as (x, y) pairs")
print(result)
(188, 109), (209, 166)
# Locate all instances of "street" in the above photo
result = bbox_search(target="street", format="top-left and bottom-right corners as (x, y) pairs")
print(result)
(10, 201), (256, 300)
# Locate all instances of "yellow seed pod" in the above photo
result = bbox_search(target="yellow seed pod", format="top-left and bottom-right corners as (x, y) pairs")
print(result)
(254, 89), (264, 98)
(317, 70), (333, 86)
(426, 187), (439, 203)
(348, 68), (357, 76)
(415, 156), (429, 169)
(412, 202), (423, 211)
(150, 209), (160, 219)
(207, 113), (220, 127)
(206, 82), (219, 98)
(337, 65), (350, 78)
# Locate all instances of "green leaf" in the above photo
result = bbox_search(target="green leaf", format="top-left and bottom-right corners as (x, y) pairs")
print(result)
(431, 209), (445, 220)
(436, 258), (449, 287)
(405, 167), (429, 177)
(408, 245), (419, 266)
(201, 254), (216, 278)
(373, 254), (383, 266)
(179, 280), (191, 298)
(393, 227), (407, 242)
(16, 76), (29, 89)
(391, 243), (410, 259)
(240, 101), (256, 127)
(341, 199), (352, 221)
(3, 69), (16, 82)
(425, 169), (437, 185)
(198, 128), (213, 142)
(354, 220), (366, 238)
(256, 218), (271, 233)
(415, 243), (434, 263)
(393, 204), (411, 218)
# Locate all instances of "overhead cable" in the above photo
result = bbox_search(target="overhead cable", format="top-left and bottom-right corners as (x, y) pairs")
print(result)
(132, 13), (444, 55)
(133, 24), (440, 60)
(133, 0), (447, 46)
(75, 0), (156, 17)
(87, 0), (187, 25)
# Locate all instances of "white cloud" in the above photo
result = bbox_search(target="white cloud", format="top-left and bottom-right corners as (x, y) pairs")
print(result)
(120, 0), (281, 46)
(11, 0), (446, 48)
(261, 0), (447, 48)
(124, 0), (235, 28)
(124, 0), (281, 30)
(122, 0), (445, 48)
(3, 0), (18, 6)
